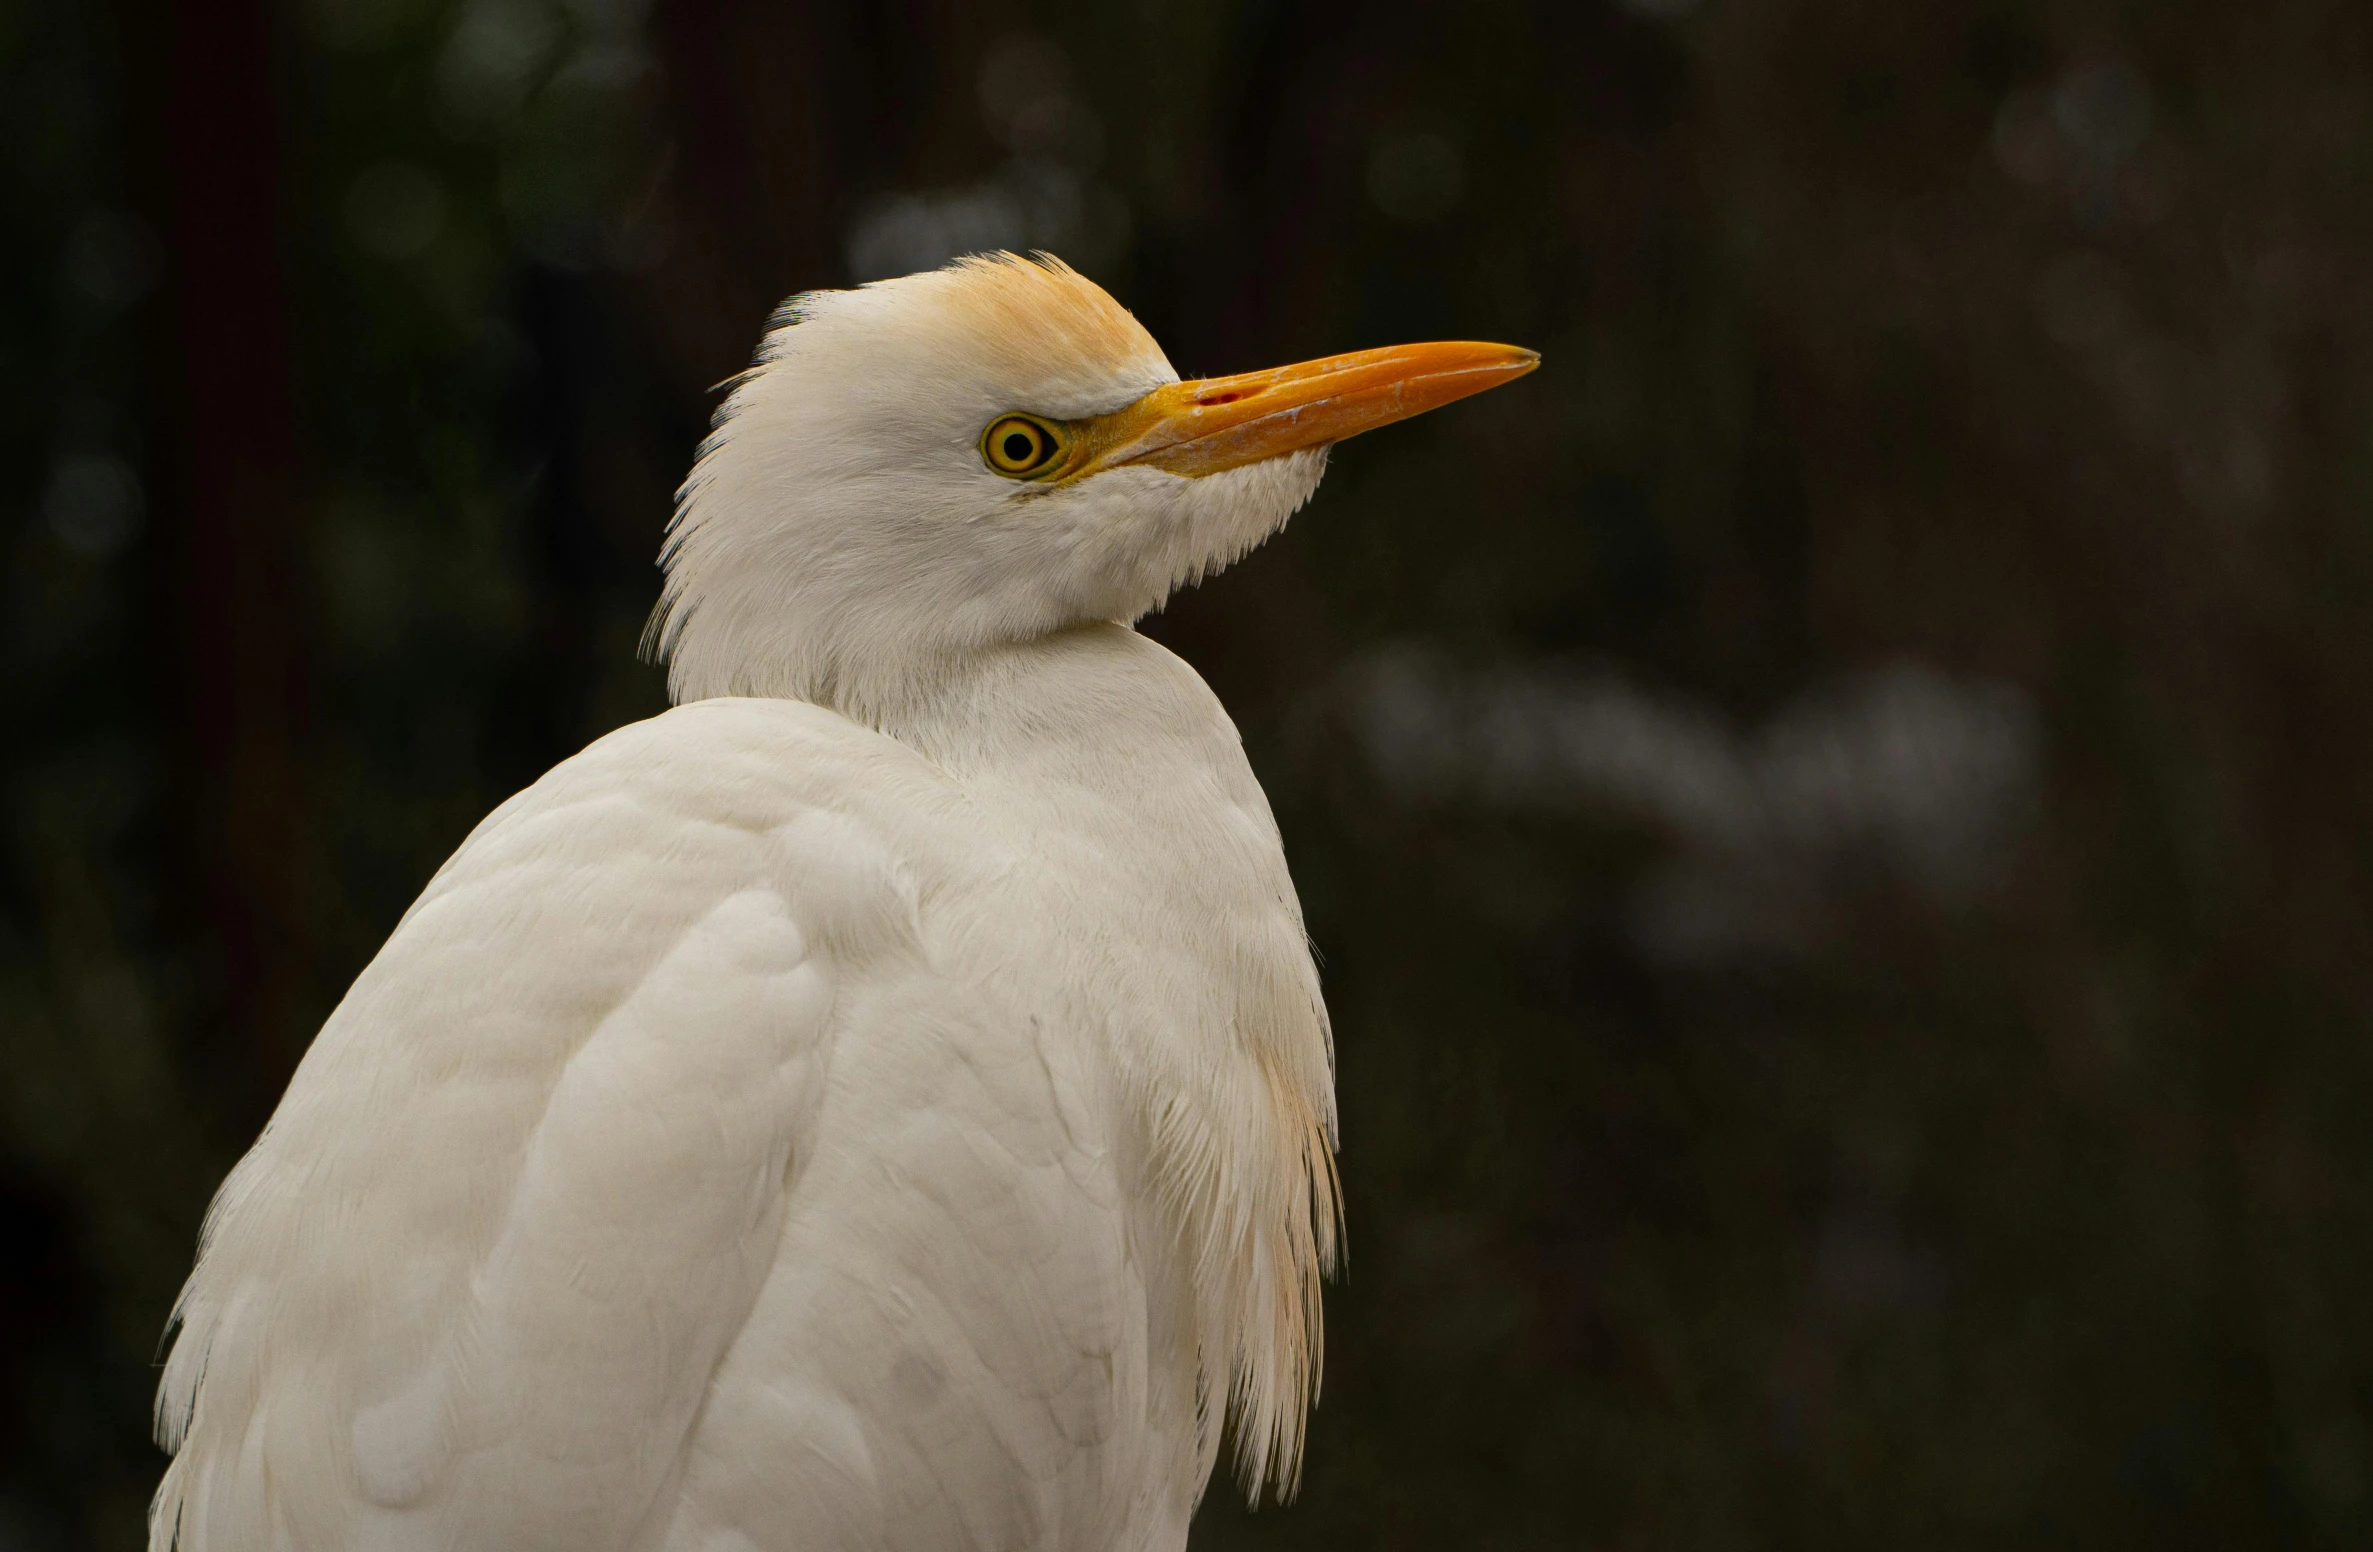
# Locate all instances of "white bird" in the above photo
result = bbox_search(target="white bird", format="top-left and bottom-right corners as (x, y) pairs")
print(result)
(151, 253), (1536, 1552)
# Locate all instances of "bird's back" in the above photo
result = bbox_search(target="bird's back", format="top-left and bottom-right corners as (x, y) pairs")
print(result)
(154, 628), (1333, 1552)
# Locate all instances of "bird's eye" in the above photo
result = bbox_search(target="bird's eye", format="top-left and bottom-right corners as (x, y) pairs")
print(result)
(981, 415), (1063, 478)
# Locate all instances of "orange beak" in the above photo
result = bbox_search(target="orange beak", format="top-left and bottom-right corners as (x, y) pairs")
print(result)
(1069, 339), (1539, 480)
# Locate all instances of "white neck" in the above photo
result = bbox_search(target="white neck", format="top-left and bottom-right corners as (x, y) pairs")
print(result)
(864, 621), (1341, 1498)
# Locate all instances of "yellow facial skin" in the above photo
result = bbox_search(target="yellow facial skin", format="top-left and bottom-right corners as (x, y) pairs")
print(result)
(979, 340), (1540, 485)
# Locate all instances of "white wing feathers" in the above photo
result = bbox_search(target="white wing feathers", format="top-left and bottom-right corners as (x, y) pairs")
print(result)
(152, 635), (1337, 1552)
(153, 701), (935, 1552)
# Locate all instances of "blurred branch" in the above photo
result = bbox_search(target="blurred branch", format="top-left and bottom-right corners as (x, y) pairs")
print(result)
(141, 0), (315, 1132)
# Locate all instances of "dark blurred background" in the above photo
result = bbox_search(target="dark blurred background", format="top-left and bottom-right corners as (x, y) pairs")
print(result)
(6, 0), (2373, 1544)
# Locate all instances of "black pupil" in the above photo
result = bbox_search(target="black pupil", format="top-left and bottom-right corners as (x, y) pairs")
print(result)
(1002, 430), (1036, 463)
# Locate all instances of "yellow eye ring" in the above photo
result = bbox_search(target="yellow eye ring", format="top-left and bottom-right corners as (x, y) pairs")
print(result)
(981, 414), (1063, 478)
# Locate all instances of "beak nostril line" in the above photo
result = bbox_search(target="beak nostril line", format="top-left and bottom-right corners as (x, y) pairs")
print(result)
(1102, 340), (1534, 477)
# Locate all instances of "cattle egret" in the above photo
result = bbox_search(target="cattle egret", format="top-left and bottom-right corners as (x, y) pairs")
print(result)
(152, 253), (1536, 1551)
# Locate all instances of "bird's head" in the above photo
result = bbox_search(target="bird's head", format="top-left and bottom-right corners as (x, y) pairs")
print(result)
(650, 253), (1535, 715)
